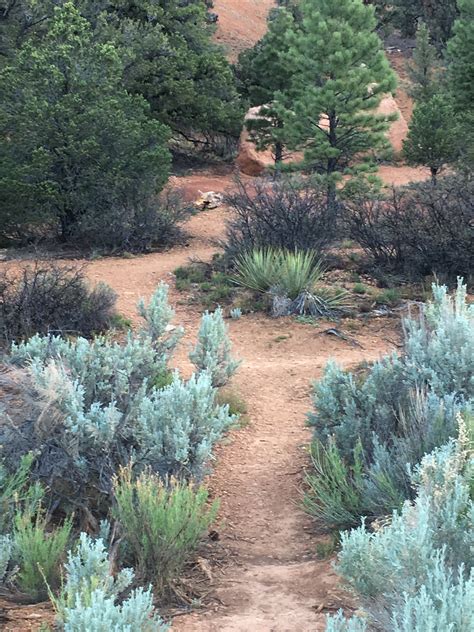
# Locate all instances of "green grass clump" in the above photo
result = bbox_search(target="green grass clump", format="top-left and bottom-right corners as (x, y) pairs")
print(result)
(375, 288), (401, 306)
(14, 509), (72, 600)
(352, 282), (367, 295)
(113, 467), (218, 594)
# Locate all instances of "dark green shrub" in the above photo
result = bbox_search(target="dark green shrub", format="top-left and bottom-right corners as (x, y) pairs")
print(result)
(0, 3), (171, 250)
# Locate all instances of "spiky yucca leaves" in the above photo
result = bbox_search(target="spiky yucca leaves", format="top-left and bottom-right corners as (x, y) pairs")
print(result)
(112, 467), (218, 594)
(234, 248), (348, 316)
(233, 248), (281, 294)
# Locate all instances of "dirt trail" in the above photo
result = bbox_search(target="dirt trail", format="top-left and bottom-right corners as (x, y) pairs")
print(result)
(82, 174), (403, 632)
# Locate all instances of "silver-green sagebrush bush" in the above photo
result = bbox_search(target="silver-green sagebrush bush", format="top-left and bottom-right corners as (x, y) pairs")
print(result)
(55, 534), (167, 632)
(190, 306), (240, 387)
(306, 280), (474, 530)
(326, 422), (474, 631)
(0, 283), (236, 520)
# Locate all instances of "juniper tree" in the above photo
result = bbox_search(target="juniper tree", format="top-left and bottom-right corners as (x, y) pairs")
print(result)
(403, 94), (458, 184)
(0, 3), (171, 245)
(406, 23), (442, 101)
(236, 7), (295, 168)
(275, 0), (396, 207)
(0, 0), (244, 152)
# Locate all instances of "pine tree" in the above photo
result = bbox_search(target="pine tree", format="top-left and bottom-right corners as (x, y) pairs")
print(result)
(448, 0), (474, 168)
(448, 0), (474, 112)
(236, 7), (295, 168)
(275, 0), (396, 206)
(403, 94), (458, 184)
(0, 3), (171, 245)
(406, 23), (442, 101)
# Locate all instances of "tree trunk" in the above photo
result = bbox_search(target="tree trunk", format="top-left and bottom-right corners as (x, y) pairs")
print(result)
(274, 141), (283, 179)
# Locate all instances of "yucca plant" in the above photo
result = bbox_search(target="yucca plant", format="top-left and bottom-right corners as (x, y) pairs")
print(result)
(234, 248), (348, 316)
(278, 250), (324, 299)
(234, 248), (323, 297)
(233, 248), (280, 294)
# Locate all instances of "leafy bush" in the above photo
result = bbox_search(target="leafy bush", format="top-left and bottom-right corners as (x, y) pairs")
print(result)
(13, 508), (72, 600)
(0, 284), (234, 521)
(306, 280), (474, 530)
(344, 174), (474, 280)
(224, 178), (337, 260)
(113, 468), (218, 594)
(55, 533), (167, 632)
(0, 264), (117, 344)
(189, 307), (240, 387)
(327, 425), (473, 631)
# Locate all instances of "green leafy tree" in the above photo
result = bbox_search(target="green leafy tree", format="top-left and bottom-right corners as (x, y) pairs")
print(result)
(403, 94), (458, 184)
(236, 7), (295, 168)
(406, 23), (442, 101)
(448, 0), (474, 168)
(0, 2), (171, 245)
(275, 0), (397, 206)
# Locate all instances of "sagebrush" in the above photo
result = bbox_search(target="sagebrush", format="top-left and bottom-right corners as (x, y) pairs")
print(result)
(327, 422), (473, 631)
(0, 283), (235, 522)
(306, 279), (474, 530)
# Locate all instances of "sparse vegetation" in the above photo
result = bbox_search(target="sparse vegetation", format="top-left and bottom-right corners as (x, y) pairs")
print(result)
(0, 264), (117, 345)
(344, 175), (474, 280)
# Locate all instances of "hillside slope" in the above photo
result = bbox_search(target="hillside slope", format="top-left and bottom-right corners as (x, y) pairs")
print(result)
(214, 0), (275, 59)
